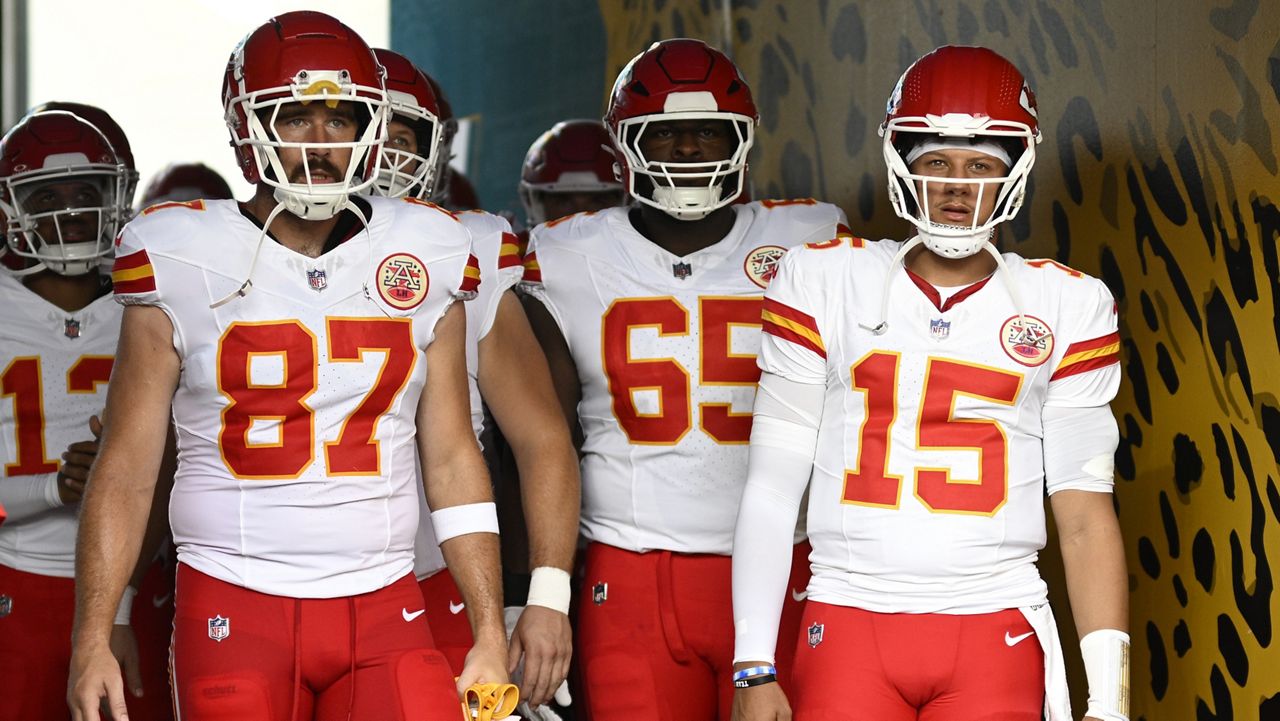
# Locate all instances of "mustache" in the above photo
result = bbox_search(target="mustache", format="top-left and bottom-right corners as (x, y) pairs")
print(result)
(289, 158), (343, 183)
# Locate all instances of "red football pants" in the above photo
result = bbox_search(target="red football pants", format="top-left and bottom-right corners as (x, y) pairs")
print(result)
(576, 542), (809, 721)
(789, 603), (1045, 720)
(417, 569), (474, 676)
(0, 561), (175, 721)
(171, 564), (458, 721)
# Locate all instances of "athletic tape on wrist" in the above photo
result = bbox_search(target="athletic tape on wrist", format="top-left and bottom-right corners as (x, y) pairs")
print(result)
(525, 566), (572, 615)
(114, 586), (137, 626)
(431, 502), (500, 543)
(1080, 628), (1130, 721)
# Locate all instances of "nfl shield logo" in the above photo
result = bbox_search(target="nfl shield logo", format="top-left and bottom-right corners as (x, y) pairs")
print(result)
(929, 318), (950, 341)
(306, 268), (327, 292)
(592, 582), (608, 605)
(208, 614), (230, 642)
(0, 594), (12, 618)
(807, 622), (824, 648)
(64, 318), (81, 339)
(672, 261), (693, 279)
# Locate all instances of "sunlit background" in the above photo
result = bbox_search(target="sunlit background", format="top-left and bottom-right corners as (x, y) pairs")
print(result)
(17, 0), (390, 203)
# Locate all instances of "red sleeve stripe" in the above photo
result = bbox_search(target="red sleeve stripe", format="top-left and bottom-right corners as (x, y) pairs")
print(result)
(761, 298), (825, 358)
(498, 232), (523, 269)
(1051, 332), (1121, 381)
(460, 254), (482, 293)
(762, 318), (826, 359)
(111, 250), (156, 294)
(522, 251), (542, 284)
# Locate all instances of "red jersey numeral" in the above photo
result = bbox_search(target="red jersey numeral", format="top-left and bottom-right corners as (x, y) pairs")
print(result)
(216, 318), (417, 479)
(843, 354), (1023, 515)
(602, 296), (763, 445)
(3, 355), (115, 477)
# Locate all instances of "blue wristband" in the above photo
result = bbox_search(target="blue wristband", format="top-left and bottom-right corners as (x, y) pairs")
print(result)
(732, 665), (777, 682)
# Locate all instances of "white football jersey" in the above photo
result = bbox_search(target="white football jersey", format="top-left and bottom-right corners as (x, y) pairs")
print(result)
(759, 237), (1121, 613)
(0, 274), (120, 577)
(113, 197), (478, 598)
(523, 200), (849, 554)
(413, 209), (524, 580)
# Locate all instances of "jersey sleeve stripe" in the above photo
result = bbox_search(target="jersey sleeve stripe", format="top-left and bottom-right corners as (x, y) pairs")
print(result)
(1051, 332), (1121, 381)
(498, 233), (523, 269)
(111, 250), (157, 293)
(762, 317), (827, 359)
(762, 298), (820, 334)
(522, 251), (542, 284)
(460, 254), (482, 293)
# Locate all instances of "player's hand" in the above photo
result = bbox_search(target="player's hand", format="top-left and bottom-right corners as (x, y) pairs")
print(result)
(732, 682), (792, 721)
(456, 635), (510, 696)
(58, 438), (100, 504)
(109, 623), (145, 698)
(508, 605), (572, 706)
(67, 641), (130, 721)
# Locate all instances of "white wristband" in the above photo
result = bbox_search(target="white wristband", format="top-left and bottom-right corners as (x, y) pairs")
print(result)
(525, 566), (571, 615)
(430, 502), (500, 543)
(1080, 628), (1130, 721)
(114, 586), (137, 626)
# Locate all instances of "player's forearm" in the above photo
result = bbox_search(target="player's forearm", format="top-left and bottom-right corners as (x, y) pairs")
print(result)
(513, 441), (580, 571)
(73, 457), (157, 648)
(440, 530), (507, 643)
(127, 445), (175, 590)
(1057, 498), (1128, 635)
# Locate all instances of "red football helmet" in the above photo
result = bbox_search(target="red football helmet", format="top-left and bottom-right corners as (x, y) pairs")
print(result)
(370, 49), (443, 200)
(518, 120), (623, 225)
(605, 38), (757, 220)
(422, 72), (458, 204)
(139, 163), (235, 208)
(222, 11), (389, 219)
(29, 101), (137, 218)
(879, 45), (1041, 257)
(0, 111), (126, 276)
(447, 169), (480, 211)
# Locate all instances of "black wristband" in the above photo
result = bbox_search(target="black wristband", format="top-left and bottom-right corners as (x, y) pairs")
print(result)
(734, 674), (778, 689)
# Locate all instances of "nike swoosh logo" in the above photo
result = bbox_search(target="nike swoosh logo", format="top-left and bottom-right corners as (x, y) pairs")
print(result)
(791, 588), (808, 602)
(152, 592), (172, 608)
(402, 608), (426, 622)
(1005, 631), (1035, 647)
(449, 600), (466, 615)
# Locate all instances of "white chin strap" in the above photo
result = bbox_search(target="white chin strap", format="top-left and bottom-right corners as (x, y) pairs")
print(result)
(651, 185), (723, 221)
(918, 222), (994, 259)
(273, 185), (350, 221)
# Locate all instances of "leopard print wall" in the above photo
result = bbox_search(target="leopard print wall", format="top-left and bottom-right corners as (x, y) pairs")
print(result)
(599, 1), (1280, 717)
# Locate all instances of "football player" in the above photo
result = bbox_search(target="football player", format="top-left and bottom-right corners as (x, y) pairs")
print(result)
(368, 48), (579, 709)
(518, 119), (625, 231)
(730, 46), (1128, 721)
(66, 12), (507, 720)
(137, 162), (235, 210)
(0, 110), (154, 721)
(521, 38), (848, 721)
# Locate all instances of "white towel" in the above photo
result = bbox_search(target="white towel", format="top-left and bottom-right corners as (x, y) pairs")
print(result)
(1020, 603), (1072, 721)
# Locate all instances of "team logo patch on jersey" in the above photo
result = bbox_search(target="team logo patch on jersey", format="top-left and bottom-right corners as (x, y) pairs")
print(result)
(929, 318), (950, 341)
(1000, 315), (1055, 366)
(592, 582), (608, 605)
(64, 318), (81, 339)
(744, 245), (787, 288)
(672, 261), (693, 279)
(376, 253), (430, 310)
(208, 614), (230, 642)
(306, 268), (327, 292)
(0, 595), (12, 618)
(807, 622), (824, 648)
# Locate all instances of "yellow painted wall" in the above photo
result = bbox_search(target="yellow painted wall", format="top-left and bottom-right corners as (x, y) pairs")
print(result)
(599, 2), (1280, 717)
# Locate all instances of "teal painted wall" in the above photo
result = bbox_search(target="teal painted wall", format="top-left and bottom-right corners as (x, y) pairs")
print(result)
(391, 0), (608, 219)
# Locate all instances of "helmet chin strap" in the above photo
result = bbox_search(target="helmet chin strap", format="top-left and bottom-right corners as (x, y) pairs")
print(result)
(273, 185), (350, 221)
(917, 223), (992, 259)
(210, 200), (289, 309)
(651, 185), (722, 221)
